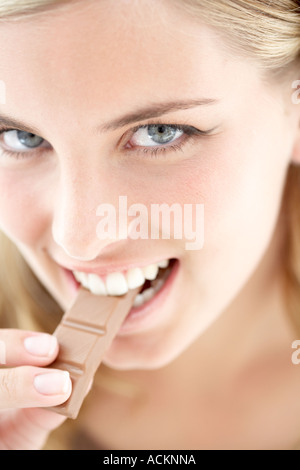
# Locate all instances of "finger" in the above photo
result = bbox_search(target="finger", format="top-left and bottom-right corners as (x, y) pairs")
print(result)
(0, 366), (72, 410)
(0, 408), (67, 450)
(0, 329), (58, 367)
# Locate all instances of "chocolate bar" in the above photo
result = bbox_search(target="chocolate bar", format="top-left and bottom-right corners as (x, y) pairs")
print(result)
(47, 286), (139, 419)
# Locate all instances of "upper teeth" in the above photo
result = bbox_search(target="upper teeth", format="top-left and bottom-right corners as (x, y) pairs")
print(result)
(73, 259), (170, 296)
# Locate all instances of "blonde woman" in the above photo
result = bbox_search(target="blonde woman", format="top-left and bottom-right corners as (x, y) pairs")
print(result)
(0, 0), (300, 450)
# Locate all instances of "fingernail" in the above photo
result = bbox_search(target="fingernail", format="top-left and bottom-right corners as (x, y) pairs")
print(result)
(24, 334), (57, 357)
(34, 371), (71, 395)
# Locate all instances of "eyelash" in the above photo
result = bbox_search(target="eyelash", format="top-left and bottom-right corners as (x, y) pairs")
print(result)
(126, 123), (208, 159)
(0, 123), (210, 161)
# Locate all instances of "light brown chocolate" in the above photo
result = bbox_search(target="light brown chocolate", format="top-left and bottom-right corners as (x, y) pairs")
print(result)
(47, 286), (139, 419)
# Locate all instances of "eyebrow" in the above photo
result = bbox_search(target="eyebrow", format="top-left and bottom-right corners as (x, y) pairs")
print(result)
(0, 98), (219, 136)
(97, 98), (219, 132)
(0, 115), (41, 135)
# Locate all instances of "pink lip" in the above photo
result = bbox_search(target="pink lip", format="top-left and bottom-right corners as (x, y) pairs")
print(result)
(55, 257), (174, 278)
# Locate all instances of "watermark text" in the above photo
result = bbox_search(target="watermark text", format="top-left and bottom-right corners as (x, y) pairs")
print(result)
(96, 196), (204, 251)
(0, 340), (6, 365)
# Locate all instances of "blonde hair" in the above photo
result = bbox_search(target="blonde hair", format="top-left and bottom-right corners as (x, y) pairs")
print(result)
(175, 0), (300, 70)
(0, 0), (300, 448)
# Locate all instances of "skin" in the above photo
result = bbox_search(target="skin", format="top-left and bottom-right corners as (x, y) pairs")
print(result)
(0, 0), (300, 449)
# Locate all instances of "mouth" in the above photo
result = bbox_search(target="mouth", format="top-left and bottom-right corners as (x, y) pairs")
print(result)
(72, 258), (177, 310)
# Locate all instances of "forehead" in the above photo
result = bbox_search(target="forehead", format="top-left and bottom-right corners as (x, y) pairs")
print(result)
(0, 0), (250, 130)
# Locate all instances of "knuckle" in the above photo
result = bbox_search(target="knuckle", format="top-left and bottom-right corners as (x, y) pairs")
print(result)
(0, 366), (29, 405)
(0, 369), (12, 397)
(0, 367), (20, 398)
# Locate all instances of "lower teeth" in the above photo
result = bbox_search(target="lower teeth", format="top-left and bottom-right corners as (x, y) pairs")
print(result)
(133, 268), (170, 308)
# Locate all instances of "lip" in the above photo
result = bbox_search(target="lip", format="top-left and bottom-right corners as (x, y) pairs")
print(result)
(55, 256), (173, 278)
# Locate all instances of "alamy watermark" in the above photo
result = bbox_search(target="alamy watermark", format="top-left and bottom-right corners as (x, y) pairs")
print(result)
(291, 340), (300, 365)
(0, 340), (6, 365)
(96, 196), (204, 251)
(292, 80), (300, 104)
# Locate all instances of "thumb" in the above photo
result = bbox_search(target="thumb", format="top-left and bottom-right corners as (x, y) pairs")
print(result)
(12, 408), (67, 449)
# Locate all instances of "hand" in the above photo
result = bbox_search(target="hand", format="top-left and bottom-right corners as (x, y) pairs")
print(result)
(0, 329), (72, 449)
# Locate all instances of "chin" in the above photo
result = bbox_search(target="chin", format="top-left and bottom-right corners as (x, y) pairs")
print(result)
(102, 336), (190, 371)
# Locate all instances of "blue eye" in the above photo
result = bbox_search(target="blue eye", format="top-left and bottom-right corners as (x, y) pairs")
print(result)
(127, 123), (213, 158)
(0, 122), (216, 162)
(131, 125), (184, 147)
(2, 130), (44, 151)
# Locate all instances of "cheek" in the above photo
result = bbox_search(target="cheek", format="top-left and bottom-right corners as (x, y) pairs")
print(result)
(183, 118), (290, 295)
(210, 126), (289, 237)
(122, 160), (206, 204)
(0, 170), (51, 246)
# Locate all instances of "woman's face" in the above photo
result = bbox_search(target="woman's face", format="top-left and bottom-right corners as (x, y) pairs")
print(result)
(0, 0), (299, 369)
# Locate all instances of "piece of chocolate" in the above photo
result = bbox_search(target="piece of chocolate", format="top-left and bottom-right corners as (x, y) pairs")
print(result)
(47, 286), (139, 419)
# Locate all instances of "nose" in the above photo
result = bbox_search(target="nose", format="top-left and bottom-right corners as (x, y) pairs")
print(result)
(51, 164), (123, 261)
